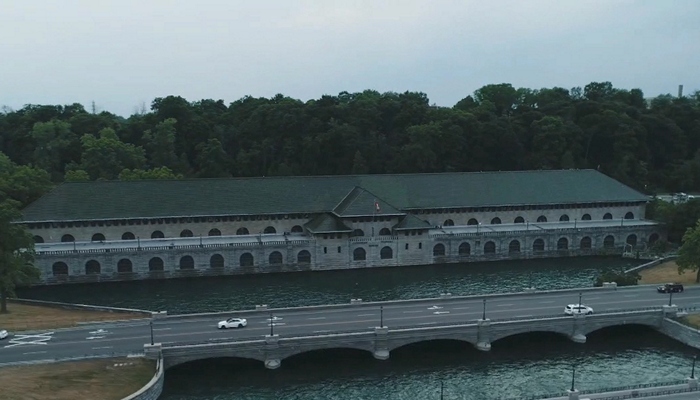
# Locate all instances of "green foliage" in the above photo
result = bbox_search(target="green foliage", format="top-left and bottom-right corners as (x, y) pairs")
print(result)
(677, 219), (700, 283)
(0, 152), (53, 207)
(0, 200), (40, 312)
(118, 167), (183, 180)
(593, 268), (640, 287)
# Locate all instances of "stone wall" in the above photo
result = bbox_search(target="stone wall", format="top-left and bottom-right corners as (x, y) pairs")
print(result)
(8, 298), (153, 316)
(659, 318), (700, 349)
(121, 357), (164, 400)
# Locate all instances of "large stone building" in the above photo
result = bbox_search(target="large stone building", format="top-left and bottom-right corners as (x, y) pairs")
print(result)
(18, 169), (660, 285)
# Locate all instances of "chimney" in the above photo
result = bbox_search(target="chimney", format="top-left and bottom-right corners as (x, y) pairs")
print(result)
(678, 85), (684, 98)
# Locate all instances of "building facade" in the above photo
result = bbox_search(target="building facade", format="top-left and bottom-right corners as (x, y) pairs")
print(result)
(18, 169), (661, 285)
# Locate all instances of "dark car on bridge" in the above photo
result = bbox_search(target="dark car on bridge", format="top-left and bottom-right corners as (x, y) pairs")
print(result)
(657, 283), (684, 293)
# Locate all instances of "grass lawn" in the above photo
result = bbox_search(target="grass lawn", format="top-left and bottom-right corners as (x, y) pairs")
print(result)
(0, 357), (156, 400)
(638, 260), (698, 285)
(0, 303), (147, 331)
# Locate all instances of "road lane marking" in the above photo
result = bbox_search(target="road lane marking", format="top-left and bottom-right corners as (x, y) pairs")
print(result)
(357, 313), (375, 317)
(538, 301), (556, 304)
(623, 295), (639, 298)
(153, 328), (172, 331)
(403, 310), (423, 314)
(452, 307), (470, 310)
(496, 303), (514, 307)
(428, 306), (443, 310)
(22, 351), (47, 355)
(313, 330), (331, 333)
(308, 317), (326, 320)
(92, 346), (113, 350)
(433, 311), (450, 315)
(4, 332), (54, 348)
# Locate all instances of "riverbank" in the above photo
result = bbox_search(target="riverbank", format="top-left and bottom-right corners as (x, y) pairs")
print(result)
(0, 357), (155, 400)
(638, 260), (698, 285)
(0, 302), (148, 331)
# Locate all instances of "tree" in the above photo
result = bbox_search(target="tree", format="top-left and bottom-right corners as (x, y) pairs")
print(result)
(0, 200), (40, 313)
(677, 219), (700, 282)
(78, 128), (147, 180)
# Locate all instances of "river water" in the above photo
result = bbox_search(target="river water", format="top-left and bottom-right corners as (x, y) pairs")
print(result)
(17, 257), (700, 399)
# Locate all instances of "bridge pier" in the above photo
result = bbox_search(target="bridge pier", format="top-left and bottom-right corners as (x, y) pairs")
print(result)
(144, 343), (162, 359)
(264, 334), (281, 369)
(476, 319), (491, 351)
(570, 314), (587, 344)
(373, 327), (390, 360)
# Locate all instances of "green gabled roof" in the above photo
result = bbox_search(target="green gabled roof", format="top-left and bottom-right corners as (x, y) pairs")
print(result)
(19, 169), (651, 223)
(304, 213), (353, 233)
(393, 214), (434, 231)
(333, 187), (404, 217)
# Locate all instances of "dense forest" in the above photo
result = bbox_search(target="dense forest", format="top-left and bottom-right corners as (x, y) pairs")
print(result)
(1, 81), (700, 209)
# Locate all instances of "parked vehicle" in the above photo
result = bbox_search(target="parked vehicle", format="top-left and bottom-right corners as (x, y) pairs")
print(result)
(564, 304), (593, 315)
(218, 317), (247, 329)
(0, 329), (8, 340)
(657, 283), (684, 293)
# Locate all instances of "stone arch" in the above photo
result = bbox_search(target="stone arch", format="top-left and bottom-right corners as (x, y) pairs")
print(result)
(117, 258), (133, 273)
(537, 215), (547, 223)
(379, 228), (391, 236)
(443, 219), (454, 226)
(582, 214), (592, 221)
(122, 232), (135, 240)
(491, 217), (501, 225)
(580, 236), (592, 250)
(180, 229), (193, 238)
(236, 227), (249, 235)
(208, 228), (221, 236)
(458, 242), (471, 256)
(52, 262), (68, 276)
(91, 233), (105, 241)
(433, 243), (446, 256)
(291, 225), (303, 233)
(388, 337), (477, 353)
(559, 214), (570, 222)
(151, 230), (164, 239)
(625, 212), (634, 220)
(61, 234), (75, 242)
(179, 255), (195, 269)
(269, 251), (283, 265)
(149, 257), (164, 271)
(626, 234), (637, 247)
(484, 241), (496, 254)
(514, 216), (525, 224)
(467, 218), (478, 225)
(352, 229), (365, 237)
(508, 240), (520, 253)
(648, 233), (660, 244)
(240, 253), (254, 267)
(533, 238), (545, 252)
(582, 322), (659, 337)
(380, 246), (393, 259)
(557, 237), (569, 250)
(297, 250), (311, 264)
(353, 248), (366, 261)
(603, 213), (613, 220)
(210, 254), (224, 269)
(33, 235), (44, 244)
(490, 328), (573, 343)
(263, 226), (276, 234)
(604, 235), (615, 248)
(85, 260), (101, 275)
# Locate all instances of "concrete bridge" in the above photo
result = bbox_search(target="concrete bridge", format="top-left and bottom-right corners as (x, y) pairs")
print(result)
(145, 307), (675, 370)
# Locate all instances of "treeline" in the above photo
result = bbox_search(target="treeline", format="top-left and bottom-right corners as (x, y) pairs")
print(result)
(1, 82), (700, 209)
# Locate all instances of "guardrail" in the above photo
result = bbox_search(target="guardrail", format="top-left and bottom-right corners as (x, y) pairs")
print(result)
(502, 380), (694, 400)
(0, 352), (145, 368)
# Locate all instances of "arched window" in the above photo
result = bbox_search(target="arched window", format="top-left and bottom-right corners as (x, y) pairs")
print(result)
(353, 248), (366, 261)
(625, 212), (634, 220)
(443, 219), (454, 226)
(269, 251), (283, 265)
(484, 241), (496, 254)
(380, 246), (393, 259)
(117, 259), (133, 273)
(604, 235), (615, 248)
(626, 234), (637, 247)
(557, 237), (569, 250)
(33, 235), (44, 244)
(122, 232), (135, 240)
(85, 260), (101, 275)
(236, 227), (249, 235)
(210, 254), (224, 268)
(61, 234), (75, 242)
(537, 215), (547, 223)
(297, 250), (311, 264)
(603, 213), (613, 220)
(264, 226), (277, 234)
(379, 228), (391, 236)
(52, 262), (68, 276)
(352, 229), (365, 237)
(580, 236), (592, 250)
(291, 225), (303, 233)
(508, 240), (520, 253)
(514, 216), (524, 224)
(433, 243), (446, 256)
(208, 228), (221, 236)
(467, 218), (478, 225)
(581, 214), (591, 221)
(180, 255), (195, 269)
(151, 231), (164, 239)
(491, 217), (501, 225)
(91, 233), (105, 242)
(648, 233), (660, 244)
(559, 215), (570, 222)
(149, 257), (164, 271)
(458, 242), (471, 255)
(240, 253), (254, 267)
(533, 238), (545, 252)
(180, 229), (193, 238)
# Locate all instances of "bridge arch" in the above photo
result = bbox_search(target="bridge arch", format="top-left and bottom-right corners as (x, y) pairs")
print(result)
(490, 327), (573, 343)
(388, 336), (476, 352)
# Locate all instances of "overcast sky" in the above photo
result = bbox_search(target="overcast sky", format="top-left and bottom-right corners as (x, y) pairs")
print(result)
(1, 0), (698, 117)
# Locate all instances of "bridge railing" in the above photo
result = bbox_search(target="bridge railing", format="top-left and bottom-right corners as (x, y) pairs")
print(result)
(0, 352), (145, 368)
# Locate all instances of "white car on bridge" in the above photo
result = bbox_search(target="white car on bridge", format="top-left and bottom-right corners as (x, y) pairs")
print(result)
(0, 329), (8, 340)
(218, 317), (247, 329)
(564, 304), (593, 315)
